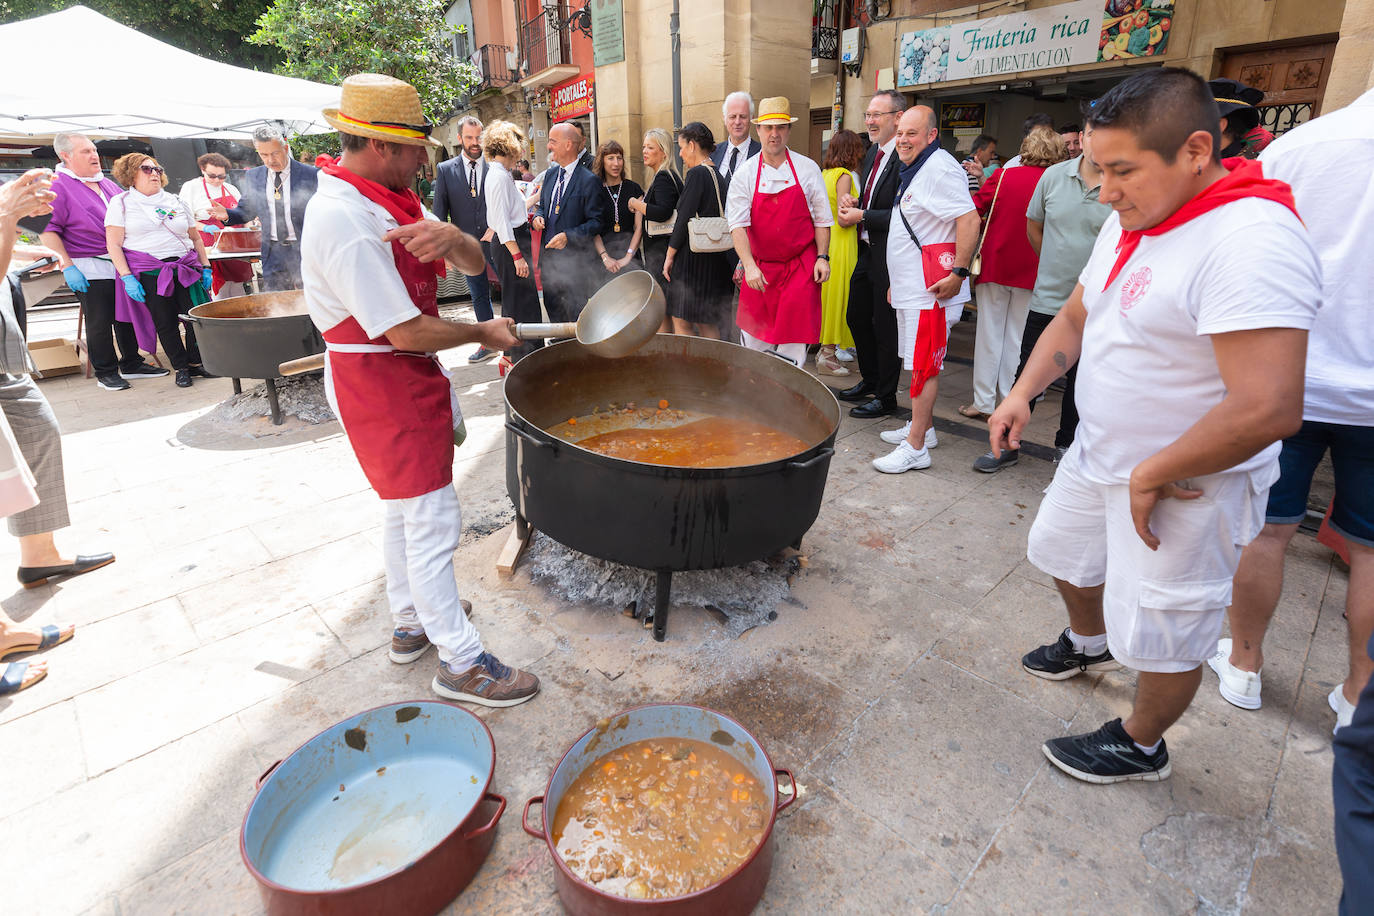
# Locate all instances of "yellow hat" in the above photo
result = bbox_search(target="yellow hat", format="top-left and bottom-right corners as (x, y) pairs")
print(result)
(323, 74), (440, 148)
(752, 97), (798, 125)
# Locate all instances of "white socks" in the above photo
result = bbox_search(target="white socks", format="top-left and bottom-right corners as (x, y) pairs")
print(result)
(1068, 628), (1108, 656)
(1134, 738), (1161, 755)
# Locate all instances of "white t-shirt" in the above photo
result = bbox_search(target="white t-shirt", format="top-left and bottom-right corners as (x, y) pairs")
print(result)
(725, 151), (833, 229)
(886, 148), (974, 310)
(300, 173), (425, 339)
(1260, 87), (1374, 426)
(104, 189), (196, 259)
(1073, 198), (1321, 487)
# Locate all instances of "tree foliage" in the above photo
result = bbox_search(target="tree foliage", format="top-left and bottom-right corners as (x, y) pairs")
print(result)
(247, 0), (476, 124)
(0, 0), (278, 68)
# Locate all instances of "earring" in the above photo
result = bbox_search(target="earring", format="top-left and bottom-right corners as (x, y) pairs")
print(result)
(1196, 164), (1202, 175)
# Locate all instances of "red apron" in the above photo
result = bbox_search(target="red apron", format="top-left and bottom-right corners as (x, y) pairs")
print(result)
(317, 163), (453, 500)
(199, 179), (253, 291)
(736, 153), (821, 345)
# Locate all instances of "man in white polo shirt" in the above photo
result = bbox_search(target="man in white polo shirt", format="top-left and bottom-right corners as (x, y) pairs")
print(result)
(989, 68), (1320, 784)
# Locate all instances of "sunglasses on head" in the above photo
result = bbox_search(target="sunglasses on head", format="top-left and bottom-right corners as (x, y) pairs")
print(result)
(139, 164), (165, 176)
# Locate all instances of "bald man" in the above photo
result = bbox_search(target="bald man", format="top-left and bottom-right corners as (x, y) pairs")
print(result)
(532, 123), (612, 325)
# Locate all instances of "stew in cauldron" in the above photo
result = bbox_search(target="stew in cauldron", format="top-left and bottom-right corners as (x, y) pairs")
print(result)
(551, 737), (768, 899)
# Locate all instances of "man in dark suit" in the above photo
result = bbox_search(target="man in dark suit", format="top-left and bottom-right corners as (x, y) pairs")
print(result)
(711, 91), (762, 193)
(836, 89), (905, 418)
(532, 122), (612, 324)
(434, 116), (498, 362)
(221, 125), (319, 291)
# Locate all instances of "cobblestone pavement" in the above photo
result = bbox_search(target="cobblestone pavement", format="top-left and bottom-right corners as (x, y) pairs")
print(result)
(0, 310), (1345, 915)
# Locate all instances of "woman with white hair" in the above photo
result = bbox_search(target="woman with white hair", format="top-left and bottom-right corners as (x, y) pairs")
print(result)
(627, 127), (680, 328)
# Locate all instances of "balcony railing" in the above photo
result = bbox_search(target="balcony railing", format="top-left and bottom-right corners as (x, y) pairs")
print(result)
(521, 4), (572, 77)
(474, 43), (518, 92)
(812, 0), (839, 59)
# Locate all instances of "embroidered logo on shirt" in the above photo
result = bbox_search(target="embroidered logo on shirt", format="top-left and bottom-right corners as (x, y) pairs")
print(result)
(154, 206), (179, 221)
(1119, 266), (1152, 315)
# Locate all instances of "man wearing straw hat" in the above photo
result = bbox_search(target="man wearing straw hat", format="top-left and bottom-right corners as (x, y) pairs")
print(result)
(727, 96), (833, 367)
(301, 73), (539, 708)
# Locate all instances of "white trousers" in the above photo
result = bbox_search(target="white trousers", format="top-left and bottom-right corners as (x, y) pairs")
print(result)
(971, 282), (1030, 413)
(739, 329), (808, 368)
(382, 483), (484, 668)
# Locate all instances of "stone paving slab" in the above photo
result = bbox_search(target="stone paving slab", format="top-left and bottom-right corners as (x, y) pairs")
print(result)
(0, 317), (1349, 915)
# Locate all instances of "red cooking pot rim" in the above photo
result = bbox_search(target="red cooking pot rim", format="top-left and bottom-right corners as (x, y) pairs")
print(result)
(537, 702), (786, 905)
(238, 698), (497, 896)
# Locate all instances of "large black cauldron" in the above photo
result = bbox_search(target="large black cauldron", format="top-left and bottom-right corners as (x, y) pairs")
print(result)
(503, 335), (840, 640)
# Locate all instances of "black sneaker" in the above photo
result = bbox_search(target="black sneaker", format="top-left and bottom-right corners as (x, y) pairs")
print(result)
(1043, 718), (1171, 784)
(175, 368), (192, 388)
(96, 373), (131, 391)
(972, 449), (1019, 472)
(119, 361), (169, 379)
(1022, 628), (1121, 680)
(187, 364), (215, 378)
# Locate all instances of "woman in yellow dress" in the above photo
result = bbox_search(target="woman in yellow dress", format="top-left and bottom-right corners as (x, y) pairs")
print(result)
(818, 129), (863, 376)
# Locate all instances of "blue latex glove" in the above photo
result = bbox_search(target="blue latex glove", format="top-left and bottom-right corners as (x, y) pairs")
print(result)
(202, 267), (214, 292)
(62, 264), (89, 294)
(121, 274), (146, 303)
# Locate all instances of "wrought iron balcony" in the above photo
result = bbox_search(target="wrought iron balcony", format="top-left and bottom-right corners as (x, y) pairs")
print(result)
(812, 0), (839, 60)
(521, 3), (573, 78)
(474, 43), (518, 93)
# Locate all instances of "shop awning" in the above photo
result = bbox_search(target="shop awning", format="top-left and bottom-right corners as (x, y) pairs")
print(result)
(0, 6), (339, 140)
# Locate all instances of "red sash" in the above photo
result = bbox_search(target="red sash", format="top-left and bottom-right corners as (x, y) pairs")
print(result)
(317, 161), (455, 500)
(1104, 158), (1299, 290)
(736, 153), (822, 345)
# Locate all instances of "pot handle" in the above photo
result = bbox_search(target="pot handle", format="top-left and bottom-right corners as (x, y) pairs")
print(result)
(462, 791), (507, 839)
(256, 759), (282, 789)
(178, 313), (200, 324)
(521, 795), (546, 838)
(785, 448), (833, 471)
(774, 768), (798, 811)
(505, 421), (552, 450)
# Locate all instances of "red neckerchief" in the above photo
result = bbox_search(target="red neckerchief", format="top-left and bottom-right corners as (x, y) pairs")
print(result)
(1103, 158), (1298, 291)
(319, 158), (447, 290)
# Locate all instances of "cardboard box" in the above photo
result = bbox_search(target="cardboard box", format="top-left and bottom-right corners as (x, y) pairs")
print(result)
(28, 338), (82, 378)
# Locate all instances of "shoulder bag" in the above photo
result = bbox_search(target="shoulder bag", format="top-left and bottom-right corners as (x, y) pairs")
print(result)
(643, 170), (682, 237)
(968, 170), (1003, 280)
(898, 200), (959, 290)
(688, 167), (733, 254)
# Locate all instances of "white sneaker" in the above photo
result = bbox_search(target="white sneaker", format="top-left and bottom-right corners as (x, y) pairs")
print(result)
(1207, 639), (1262, 710)
(879, 423), (938, 448)
(926, 427), (938, 450)
(1330, 686), (1356, 735)
(873, 441), (931, 474)
(835, 347), (856, 362)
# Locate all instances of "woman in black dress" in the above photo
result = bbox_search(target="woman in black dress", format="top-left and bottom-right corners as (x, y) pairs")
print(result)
(662, 122), (732, 338)
(591, 140), (644, 285)
(628, 127), (680, 331)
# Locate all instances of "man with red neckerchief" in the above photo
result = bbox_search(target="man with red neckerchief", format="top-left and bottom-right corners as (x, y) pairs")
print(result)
(988, 68), (1321, 784)
(302, 73), (538, 708)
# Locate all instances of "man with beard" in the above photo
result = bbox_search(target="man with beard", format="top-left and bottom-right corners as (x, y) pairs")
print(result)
(434, 116), (499, 363)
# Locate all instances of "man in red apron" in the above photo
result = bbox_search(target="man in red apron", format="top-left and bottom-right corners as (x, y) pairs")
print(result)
(727, 97), (833, 368)
(301, 74), (538, 708)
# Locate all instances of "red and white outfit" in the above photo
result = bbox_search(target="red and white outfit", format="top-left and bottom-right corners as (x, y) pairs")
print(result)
(886, 148), (974, 398)
(178, 178), (249, 298)
(300, 166), (483, 668)
(1027, 162), (1321, 673)
(726, 150), (832, 367)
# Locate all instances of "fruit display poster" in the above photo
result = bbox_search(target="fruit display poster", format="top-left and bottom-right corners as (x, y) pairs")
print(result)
(1099, 1), (1175, 61)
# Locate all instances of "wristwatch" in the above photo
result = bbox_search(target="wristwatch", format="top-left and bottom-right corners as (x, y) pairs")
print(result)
(817, 253), (830, 261)
(950, 266), (971, 278)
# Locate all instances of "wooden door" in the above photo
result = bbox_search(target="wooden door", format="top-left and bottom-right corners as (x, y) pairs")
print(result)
(1219, 40), (1338, 137)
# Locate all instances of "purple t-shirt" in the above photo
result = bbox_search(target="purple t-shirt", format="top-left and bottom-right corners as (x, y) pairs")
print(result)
(46, 172), (123, 259)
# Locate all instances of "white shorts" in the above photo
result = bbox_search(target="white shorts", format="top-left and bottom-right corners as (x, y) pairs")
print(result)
(1026, 448), (1268, 673)
(897, 305), (964, 370)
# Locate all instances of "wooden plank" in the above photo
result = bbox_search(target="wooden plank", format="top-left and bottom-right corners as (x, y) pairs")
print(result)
(496, 522), (531, 577)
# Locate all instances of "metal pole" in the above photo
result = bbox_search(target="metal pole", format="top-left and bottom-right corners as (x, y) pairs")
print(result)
(670, 0), (682, 168)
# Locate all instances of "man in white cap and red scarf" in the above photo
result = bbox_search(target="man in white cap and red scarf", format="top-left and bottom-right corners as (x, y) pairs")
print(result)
(727, 96), (832, 367)
(302, 73), (538, 707)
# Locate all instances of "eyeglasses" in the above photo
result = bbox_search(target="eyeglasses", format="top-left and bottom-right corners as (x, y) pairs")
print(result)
(863, 110), (901, 121)
(139, 164), (165, 176)
(204, 172), (226, 179)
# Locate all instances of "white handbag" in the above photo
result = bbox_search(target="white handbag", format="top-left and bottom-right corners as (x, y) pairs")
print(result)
(688, 167), (732, 254)
(643, 170), (681, 237)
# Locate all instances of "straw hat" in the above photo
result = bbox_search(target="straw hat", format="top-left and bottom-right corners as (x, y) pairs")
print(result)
(323, 73), (440, 147)
(752, 97), (798, 125)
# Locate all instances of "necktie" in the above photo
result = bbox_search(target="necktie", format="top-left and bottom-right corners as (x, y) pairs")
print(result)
(726, 146), (739, 187)
(273, 170), (287, 242)
(468, 159), (478, 198)
(551, 167), (567, 218)
(859, 148), (884, 209)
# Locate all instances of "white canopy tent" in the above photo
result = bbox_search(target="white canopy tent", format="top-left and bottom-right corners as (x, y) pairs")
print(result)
(0, 6), (340, 141)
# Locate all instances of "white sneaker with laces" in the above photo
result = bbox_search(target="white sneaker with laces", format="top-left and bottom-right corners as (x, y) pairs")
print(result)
(835, 347), (856, 362)
(879, 422), (938, 449)
(1207, 638), (1262, 710)
(1330, 686), (1356, 734)
(873, 441), (931, 474)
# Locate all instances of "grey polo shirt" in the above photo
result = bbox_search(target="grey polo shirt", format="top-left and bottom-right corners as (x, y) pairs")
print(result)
(1025, 156), (1111, 316)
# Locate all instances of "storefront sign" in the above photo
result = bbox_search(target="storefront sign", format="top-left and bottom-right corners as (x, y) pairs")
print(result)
(899, 0), (1176, 88)
(940, 102), (986, 130)
(552, 73), (595, 123)
(591, 0), (625, 67)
